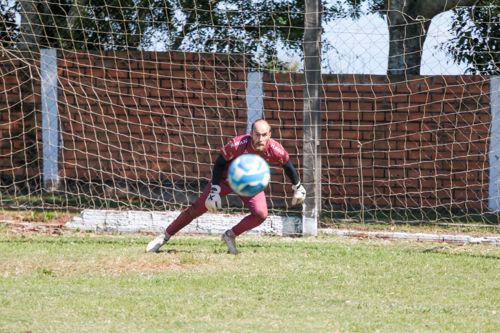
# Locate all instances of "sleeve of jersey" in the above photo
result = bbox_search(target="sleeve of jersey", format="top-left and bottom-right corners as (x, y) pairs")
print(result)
(220, 139), (235, 161)
(271, 141), (290, 165)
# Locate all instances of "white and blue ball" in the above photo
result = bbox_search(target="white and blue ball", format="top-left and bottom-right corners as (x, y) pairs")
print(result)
(228, 154), (270, 197)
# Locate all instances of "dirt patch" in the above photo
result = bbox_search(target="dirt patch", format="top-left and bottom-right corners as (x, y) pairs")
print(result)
(0, 211), (75, 236)
(0, 220), (66, 235)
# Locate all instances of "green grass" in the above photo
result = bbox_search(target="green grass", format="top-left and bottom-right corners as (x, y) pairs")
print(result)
(0, 232), (499, 333)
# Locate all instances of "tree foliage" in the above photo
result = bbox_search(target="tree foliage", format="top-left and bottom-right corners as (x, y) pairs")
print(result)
(446, 2), (500, 74)
(3, 0), (357, 68)
(0, 1), (18, 47)
(1, 0), (499, 73)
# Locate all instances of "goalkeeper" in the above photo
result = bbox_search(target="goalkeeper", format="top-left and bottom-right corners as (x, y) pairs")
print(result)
(147, 119), (306, 254)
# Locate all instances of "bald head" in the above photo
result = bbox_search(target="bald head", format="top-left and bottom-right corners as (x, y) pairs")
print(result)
(252, 119), (271, 133)
(251, 119), (271, 152)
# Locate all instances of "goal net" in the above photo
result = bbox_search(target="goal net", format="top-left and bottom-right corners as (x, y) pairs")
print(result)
(0, 2), (498, 229)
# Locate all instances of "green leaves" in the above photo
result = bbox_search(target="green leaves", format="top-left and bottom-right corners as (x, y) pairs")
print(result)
(446, 2), (500, 74)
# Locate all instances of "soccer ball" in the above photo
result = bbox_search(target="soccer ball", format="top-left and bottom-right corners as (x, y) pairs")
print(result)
(227, 154), (271, 197)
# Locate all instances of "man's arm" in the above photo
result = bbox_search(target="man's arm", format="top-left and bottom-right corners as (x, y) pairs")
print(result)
(282, 160), (300, 185)
(205, 155), (227, 212)
(282, 160), (306, 206)
(211, 155), (227, 185)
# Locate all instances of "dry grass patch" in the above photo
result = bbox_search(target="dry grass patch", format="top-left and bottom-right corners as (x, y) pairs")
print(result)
(0, 234), (225, 278)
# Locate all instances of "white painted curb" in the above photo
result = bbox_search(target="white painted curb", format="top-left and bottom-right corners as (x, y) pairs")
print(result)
(65, 209), (302, 236)
(64, 210), (500, 245)
(321, 228), (500, 245)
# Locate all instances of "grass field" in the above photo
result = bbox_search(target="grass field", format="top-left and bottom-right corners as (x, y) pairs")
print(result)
(0, 227), (499, 333)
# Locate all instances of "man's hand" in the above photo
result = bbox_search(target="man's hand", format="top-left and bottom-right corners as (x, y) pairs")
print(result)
(291, 183), (306, 206)
(205, 185), (222, 212)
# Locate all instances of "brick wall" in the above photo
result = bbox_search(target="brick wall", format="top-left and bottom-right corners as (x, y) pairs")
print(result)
(0, 52), (41, 186)
(57, 51), (247, 189)
(0, 51), (491, 211)
(263, 73), (490, 211)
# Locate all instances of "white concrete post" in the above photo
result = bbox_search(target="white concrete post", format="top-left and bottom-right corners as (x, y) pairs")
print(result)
(246, 71), (264, 134)
(41, 48), (59, 191)
(489, 77), (500, 210)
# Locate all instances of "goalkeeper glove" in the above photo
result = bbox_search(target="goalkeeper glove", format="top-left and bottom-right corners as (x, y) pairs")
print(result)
(291, 182), (306, 206)
(205, 185), (222, 212)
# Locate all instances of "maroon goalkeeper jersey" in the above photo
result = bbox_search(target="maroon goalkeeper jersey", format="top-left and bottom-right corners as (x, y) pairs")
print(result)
(220, 134), (290, 178)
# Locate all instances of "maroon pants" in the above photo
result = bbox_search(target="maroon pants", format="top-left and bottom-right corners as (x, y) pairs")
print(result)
(166, 181), (268, 236)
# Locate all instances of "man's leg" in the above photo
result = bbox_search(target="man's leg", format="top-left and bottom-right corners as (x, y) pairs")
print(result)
(222, 191), (268, 254)
(232, 191), (268, 235)
(147, 182), (232, 252)
(167, 181), (233, 234)
(165, 185), (212, 236)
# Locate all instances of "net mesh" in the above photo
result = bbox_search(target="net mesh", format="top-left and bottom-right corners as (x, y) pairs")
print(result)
(0, 2), (498, 226)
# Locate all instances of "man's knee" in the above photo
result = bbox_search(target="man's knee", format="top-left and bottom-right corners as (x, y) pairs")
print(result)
(186, 203), (205, 219)
(253, 208), (268, 222)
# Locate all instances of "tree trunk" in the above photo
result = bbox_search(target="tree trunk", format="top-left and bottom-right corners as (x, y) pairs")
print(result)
(62, 0), (90, 49)
(386, 10), (430, 75)
(18, 0), (41, 50)
(385, 0), (478, 76)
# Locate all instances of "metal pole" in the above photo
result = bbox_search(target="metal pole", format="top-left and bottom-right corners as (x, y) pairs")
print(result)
(302, 0), (322, 236)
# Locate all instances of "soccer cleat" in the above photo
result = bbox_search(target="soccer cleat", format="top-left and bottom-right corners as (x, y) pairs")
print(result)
(146, 233), (169, 253)
(222, 230), (238, 255)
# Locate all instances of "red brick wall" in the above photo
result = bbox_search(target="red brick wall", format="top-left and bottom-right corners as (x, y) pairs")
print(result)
(263, 73), (490, 210)
(57, 51), (247, 185)
(0, 51), (491, 211)
(0, 52), (41, 182)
